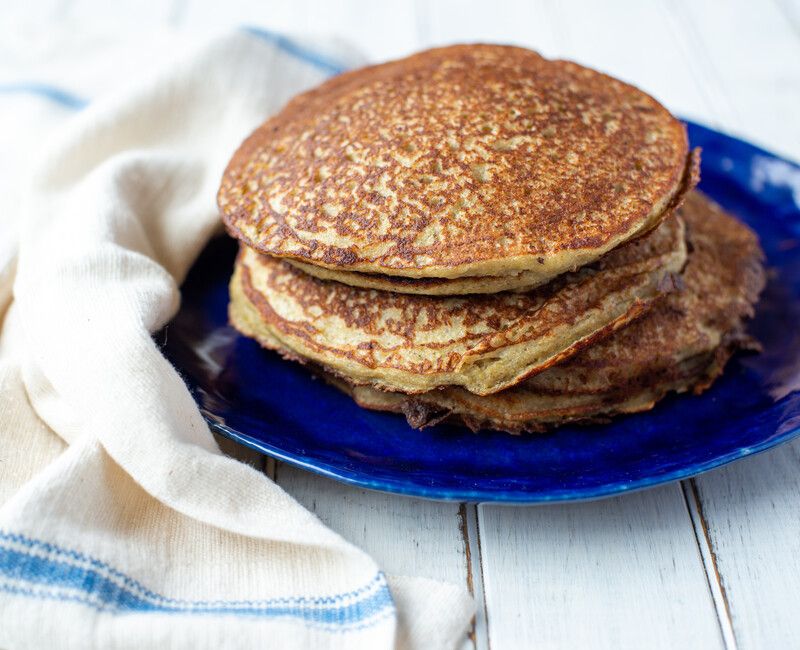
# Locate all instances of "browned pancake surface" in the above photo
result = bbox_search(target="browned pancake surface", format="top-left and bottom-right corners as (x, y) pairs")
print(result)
(220, 44), (694, 281)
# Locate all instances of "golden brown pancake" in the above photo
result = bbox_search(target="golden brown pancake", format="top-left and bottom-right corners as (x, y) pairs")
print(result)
(229, 215), (686, 396)
(330, 193), (766, 433)
(220, 44), (696, 285)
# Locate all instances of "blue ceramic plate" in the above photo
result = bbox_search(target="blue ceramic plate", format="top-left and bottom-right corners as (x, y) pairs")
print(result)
(163, 122), (800, 502)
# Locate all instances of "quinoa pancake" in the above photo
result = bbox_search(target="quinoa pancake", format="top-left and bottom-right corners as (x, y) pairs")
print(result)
(219, 44), (696, 284)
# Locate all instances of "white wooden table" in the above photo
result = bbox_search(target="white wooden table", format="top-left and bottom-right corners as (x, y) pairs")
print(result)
(10, 1), (800, 647)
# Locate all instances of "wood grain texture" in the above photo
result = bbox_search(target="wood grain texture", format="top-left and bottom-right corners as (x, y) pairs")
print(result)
(534, 0), (714, 130)
(682, 481), (738, 650)
(463, 504), (489, 650)
(692, 444), (800, 649)
(478, 485), (724, 650)
(636, 2), (800, 648)
(665, 0), (800, 160)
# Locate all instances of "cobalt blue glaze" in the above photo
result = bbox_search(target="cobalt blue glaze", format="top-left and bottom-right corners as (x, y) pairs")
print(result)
(162, 121), (800, 502)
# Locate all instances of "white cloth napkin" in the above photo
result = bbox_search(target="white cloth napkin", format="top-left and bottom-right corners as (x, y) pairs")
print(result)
(0, 29), (474, 649)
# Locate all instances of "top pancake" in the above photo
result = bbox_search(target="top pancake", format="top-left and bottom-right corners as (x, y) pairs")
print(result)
(219, 44), (693, 282)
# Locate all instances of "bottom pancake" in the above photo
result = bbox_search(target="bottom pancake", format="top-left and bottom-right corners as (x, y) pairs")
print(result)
(336, 331), (758, 433)
(264, 192), (765, 434)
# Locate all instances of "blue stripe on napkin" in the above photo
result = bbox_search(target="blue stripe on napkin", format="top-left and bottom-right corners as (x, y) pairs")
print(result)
(0, 531), (393, 628)
(242, 26), (349, 75)
(0, 82), (89, 109)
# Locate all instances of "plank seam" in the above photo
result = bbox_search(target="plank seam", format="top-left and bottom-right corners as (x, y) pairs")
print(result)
(673, 0), (743, 127)
(681, 479), (738, 650)
(655, 0), (737, 131)
(463, 504), (490, 650)
(266, 457), (277, 481)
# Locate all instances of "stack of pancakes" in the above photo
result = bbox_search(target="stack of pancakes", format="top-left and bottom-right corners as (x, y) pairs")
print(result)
(219, 44), (765, 433)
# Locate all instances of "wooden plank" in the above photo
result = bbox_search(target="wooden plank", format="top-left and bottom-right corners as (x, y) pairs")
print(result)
(665, 0), (800, 160)
(464, 504), (489, 650)
(537, 0), (718, 133)
(691, 444), (800, 649)
(682, 482), (738, 650)
(478, 485), (724, 650)
(649, 2), (800, 648)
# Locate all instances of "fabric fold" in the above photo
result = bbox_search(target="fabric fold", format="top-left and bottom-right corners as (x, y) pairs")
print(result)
(0, 30), (474, 649)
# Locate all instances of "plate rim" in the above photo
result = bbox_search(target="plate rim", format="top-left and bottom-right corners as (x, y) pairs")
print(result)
(205, 416), (800, 503)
